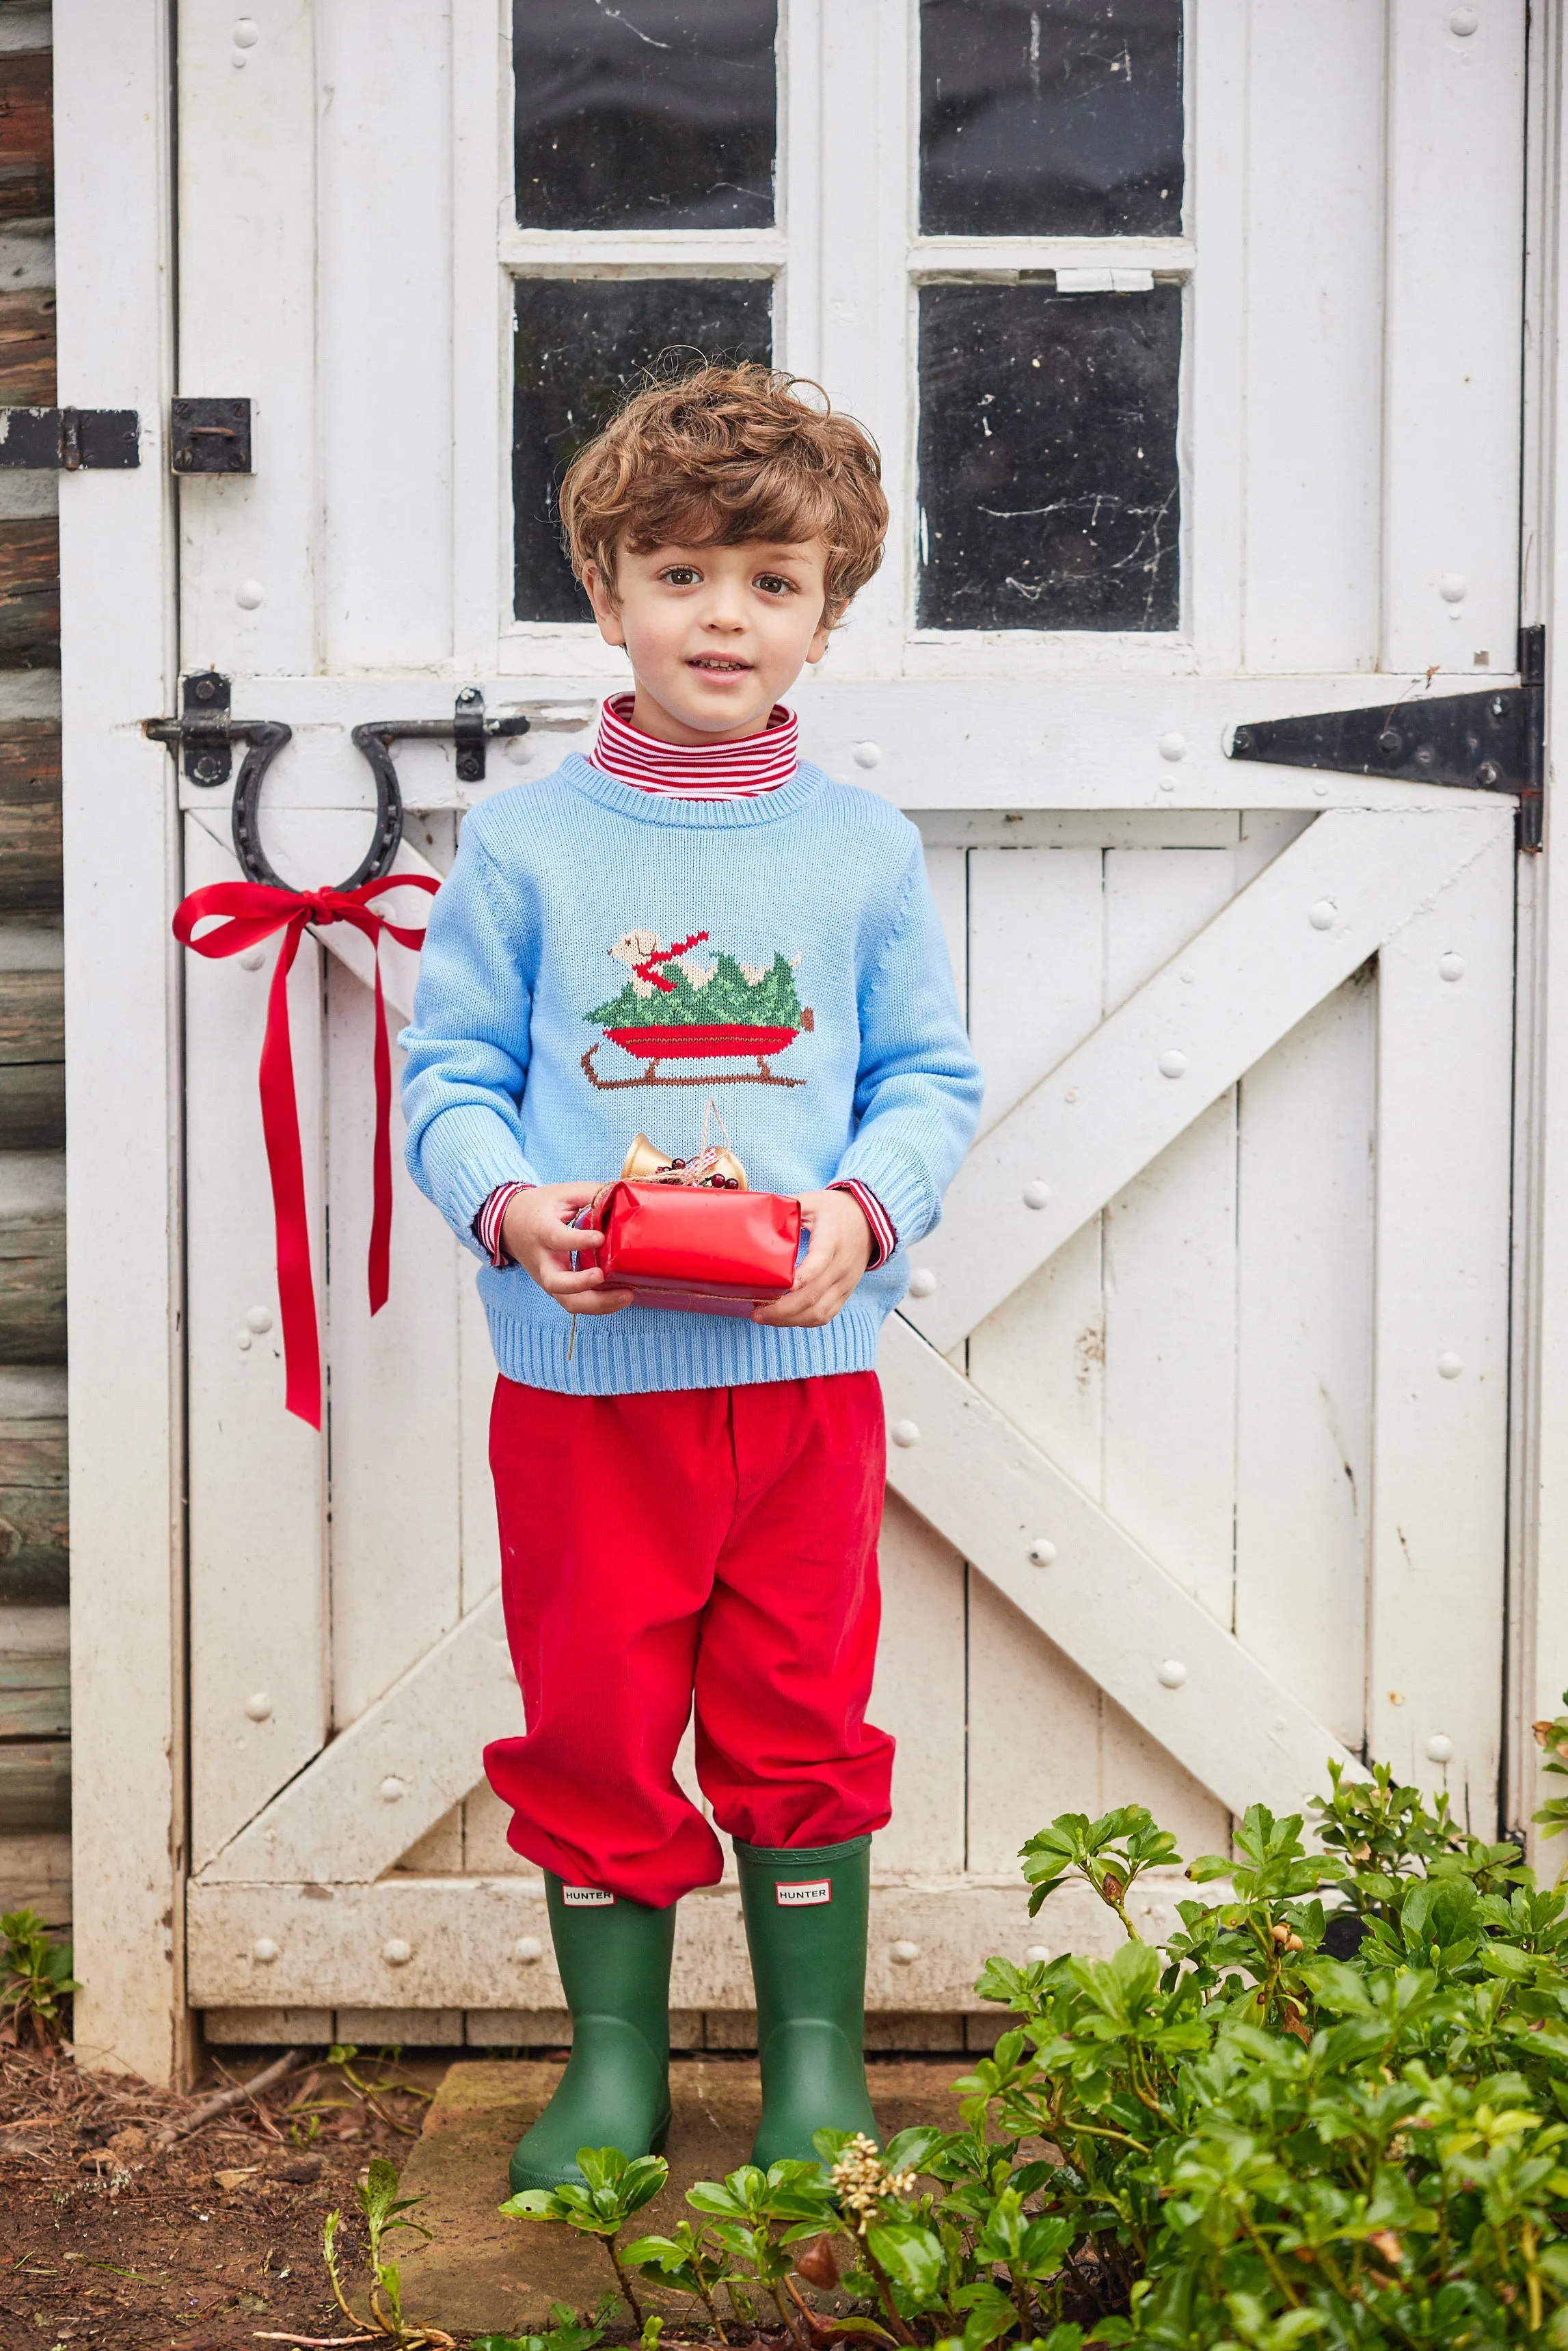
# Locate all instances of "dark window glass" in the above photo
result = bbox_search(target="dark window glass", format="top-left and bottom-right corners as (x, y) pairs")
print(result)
(514, 1), (777, 231)
(513, 279), (773, 622)
(918, 280), (1180, 631)
(920, 1), (1184, 238)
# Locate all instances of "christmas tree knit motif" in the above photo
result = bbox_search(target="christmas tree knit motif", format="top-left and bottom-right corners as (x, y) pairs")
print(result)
(581, 928), (813, 1090)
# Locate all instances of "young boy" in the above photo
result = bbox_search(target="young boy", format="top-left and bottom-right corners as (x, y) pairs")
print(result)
(401, 365), (982, 2192)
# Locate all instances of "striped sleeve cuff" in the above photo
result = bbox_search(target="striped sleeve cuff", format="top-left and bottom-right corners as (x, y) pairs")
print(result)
(475, 1181), (529, 1266)
(830, 1179), (897, 1270)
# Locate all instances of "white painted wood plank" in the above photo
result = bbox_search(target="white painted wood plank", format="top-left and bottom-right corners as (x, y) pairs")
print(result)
(1241, 0), (1385, 673)
(1100, 850), (1240, 1631)
(969, 1231), (1105, 1501)
(793, 677), (1528, 811)
(869, 1494), (966, 1874)
(183, 820), (327, 1870)
(880, 1319), (1358, 1818)
(1102, 1094), (1237, 1625)
(1511, 5), (1568, 1855)
(56, 0), (185, 2085)
(393, 1807), (465, 1877)
(323, 958), (465, 1728)
(776, 0), (822, 379)
(1368, 829), (1515, 1809)
(201, 1591), (515, 1884)
(904, 808), (1515, 1352)
(1382, 1), (1526, 674)
(967, 849), (1104, 1137)
(187, 1873), (1200, 2012)
(176, 0), (319, 675)
(318, 0), (452, 669)
(463, 1782), (526, 1876)
(1098, 1692), (1230, 1866)
(965, 1576), (1104, 1877)
(1234, 977), (1377, 1752)
(1185, 0), (1246, 673)
(450, 0), (509, 669)
(967, 851), (1116, 1868)
(808, 0), (908, 678)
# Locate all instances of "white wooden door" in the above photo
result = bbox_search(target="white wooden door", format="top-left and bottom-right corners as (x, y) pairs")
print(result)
(173, 0), (1528, 2044)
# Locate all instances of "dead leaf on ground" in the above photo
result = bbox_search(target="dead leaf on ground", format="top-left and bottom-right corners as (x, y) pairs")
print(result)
(213, 2164), (262, 2191)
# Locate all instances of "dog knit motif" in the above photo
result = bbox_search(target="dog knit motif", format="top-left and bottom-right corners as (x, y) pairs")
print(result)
(399, 753), (983, 1396)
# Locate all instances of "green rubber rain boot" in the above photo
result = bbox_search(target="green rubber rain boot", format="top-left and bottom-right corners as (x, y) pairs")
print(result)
(506, 1877), (675, 2194)
(736, 1836), (882, 2168)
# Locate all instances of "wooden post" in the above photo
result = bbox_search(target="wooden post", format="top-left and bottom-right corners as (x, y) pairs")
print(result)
(54, 0), (189, 2083)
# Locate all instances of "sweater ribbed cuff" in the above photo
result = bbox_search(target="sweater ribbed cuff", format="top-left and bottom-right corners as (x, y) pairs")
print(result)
(828, 1179), (897, 1269)
(830, 1138), (933, 1255)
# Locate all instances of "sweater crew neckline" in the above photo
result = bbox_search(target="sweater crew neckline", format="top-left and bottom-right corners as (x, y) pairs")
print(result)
(559, 751), (830, 829)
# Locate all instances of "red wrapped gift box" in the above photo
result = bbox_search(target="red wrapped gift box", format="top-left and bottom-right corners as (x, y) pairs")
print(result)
(578, 1180), (802, 1317)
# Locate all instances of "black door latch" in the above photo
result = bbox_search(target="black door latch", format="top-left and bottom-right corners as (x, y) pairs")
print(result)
(170, 398), (252, 474)
(1228, 625), (1545, 850)
(0, 406), (139, 469)
(144, 677), (532, 894)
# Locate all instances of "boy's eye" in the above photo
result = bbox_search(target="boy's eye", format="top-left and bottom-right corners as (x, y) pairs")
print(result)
(660, 566), (702, 587)
(754, 573), (796, 596)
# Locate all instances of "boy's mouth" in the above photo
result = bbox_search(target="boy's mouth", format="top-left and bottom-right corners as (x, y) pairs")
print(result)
(687, 656), (753, 675)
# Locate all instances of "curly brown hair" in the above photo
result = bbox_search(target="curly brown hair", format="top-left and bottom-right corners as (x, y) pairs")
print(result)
(558, 363), (889, 623)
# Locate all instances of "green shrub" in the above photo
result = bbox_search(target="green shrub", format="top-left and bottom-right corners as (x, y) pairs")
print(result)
(0, 1906), (79, 2044)
(506, 1761), (1568, 2348)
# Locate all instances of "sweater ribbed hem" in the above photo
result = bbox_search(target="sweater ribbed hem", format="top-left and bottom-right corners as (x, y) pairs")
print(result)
(485, 1298), (886, 1395)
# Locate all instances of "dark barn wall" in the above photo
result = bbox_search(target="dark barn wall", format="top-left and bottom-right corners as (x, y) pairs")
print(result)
(0, 0), (70, 1928)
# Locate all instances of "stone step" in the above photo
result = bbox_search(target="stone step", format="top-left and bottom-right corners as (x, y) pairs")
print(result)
(396, 2054), (967, 2340)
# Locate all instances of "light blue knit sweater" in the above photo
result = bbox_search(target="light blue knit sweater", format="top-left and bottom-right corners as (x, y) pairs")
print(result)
(399, 755), (983, 1395)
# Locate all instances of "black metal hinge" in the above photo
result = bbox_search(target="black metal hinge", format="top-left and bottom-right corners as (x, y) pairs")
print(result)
(0, 406), (139, 469)
(1228, 624), (1545, 850)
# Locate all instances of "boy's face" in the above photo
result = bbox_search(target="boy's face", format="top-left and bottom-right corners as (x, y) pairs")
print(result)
(583, 538), (834, 744)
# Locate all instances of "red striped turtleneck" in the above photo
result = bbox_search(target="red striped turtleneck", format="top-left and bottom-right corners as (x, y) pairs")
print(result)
(473, 691), (897, 1274)
(589, 691), (798, 796)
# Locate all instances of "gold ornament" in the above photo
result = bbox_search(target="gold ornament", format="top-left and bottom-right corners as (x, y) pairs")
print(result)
(619, 1107), (748, 1190)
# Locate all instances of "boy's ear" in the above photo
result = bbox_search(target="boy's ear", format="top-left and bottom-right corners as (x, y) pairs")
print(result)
(805, 605), (839, 665)
(582, 559), (626, 648)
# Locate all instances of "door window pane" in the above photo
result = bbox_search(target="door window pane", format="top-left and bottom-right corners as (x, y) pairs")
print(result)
(515, 1), (778, 231)
(920, 0), (1184, 238)
(917, 281), (1180, 631)
(514, 279), (774, 622)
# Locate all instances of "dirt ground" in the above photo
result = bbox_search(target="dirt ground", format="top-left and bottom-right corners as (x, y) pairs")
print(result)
(0, 2036), (468, 2350)
(1, 2034), (971, 2351)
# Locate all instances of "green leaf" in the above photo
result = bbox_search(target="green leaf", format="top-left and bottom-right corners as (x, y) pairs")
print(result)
(500, 2188), (568, 2221)
(883, 2125), (947, 2174)
(865, 2219), (945, 2300)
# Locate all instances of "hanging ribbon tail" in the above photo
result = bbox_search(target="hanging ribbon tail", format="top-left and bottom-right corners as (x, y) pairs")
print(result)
(256, 912), (323, 1428)
(369, 946), (392, 1317)
(172, 867), (442, 1427)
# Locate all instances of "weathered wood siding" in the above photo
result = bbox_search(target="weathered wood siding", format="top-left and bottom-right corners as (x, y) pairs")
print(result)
(0, 2), (67, 1926)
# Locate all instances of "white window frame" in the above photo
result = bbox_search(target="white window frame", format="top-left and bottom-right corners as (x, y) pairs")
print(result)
(472, 0), (1208, 686)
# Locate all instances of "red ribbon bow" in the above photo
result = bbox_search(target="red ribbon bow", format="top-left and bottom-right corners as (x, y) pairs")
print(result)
(173, 875), (441, 1428)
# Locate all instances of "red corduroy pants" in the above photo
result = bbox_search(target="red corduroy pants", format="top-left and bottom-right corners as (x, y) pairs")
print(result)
(483, 1370), (894, 1907)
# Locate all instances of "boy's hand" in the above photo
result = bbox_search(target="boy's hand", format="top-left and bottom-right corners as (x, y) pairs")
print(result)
(751, 1188), (875, 1328)
(500, 1183), (634, 1317)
